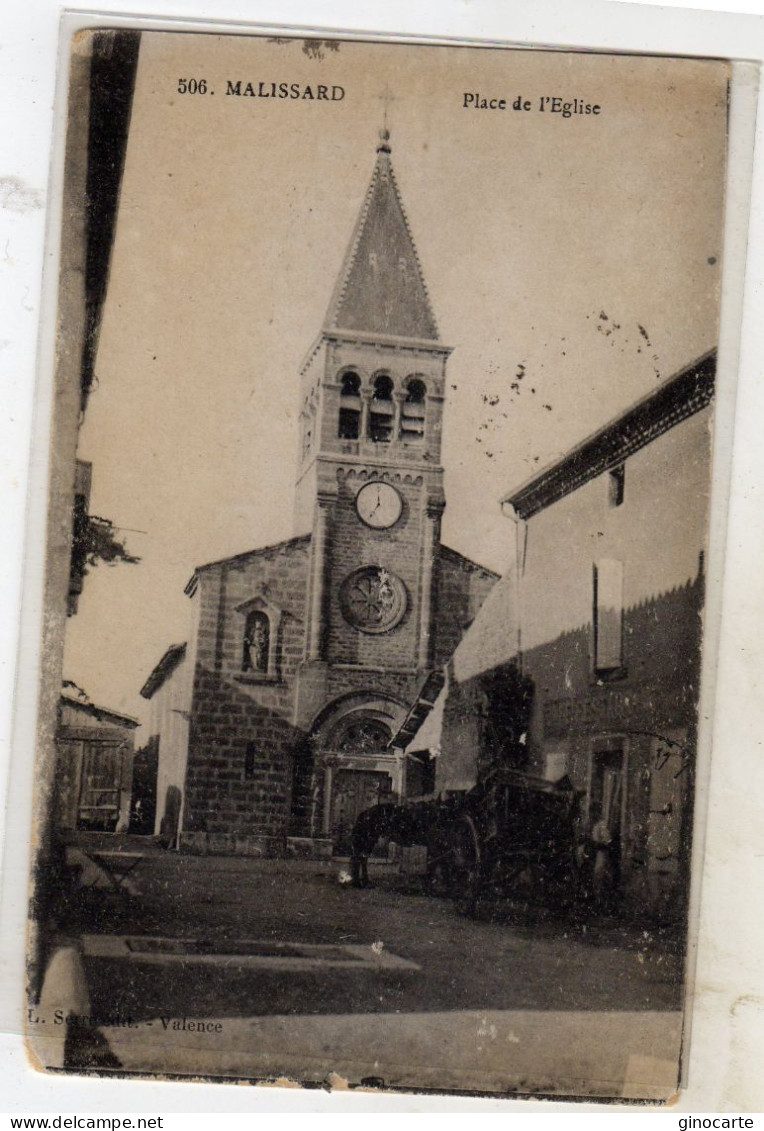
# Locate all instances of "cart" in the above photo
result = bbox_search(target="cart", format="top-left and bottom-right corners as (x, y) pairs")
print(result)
(430, 769), (581, 916)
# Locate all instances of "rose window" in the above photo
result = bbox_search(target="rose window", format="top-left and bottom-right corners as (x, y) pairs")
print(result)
(339, 566), (407, 634)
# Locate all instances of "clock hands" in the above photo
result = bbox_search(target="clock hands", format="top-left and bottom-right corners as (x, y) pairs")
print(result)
(357, 482), (400, 528)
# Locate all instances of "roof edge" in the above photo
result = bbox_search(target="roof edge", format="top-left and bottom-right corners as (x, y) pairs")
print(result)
(502, 349), (716, 521)
(324, 328), (452, 353)
(186, 533), (312, 591)
(439, 543), (500, 580)
(60, 693), (140, 727)
(140, 643), (187, 700)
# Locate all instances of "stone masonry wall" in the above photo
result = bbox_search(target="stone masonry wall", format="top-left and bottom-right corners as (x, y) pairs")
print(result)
(179, 530), (497, 853)
(181, 537), (311, 851)
(432, 547), (498, 666)
(326, 470), (428, 670)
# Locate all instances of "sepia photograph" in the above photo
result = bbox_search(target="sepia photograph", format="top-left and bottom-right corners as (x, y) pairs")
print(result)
(25, 25), (734, 1100)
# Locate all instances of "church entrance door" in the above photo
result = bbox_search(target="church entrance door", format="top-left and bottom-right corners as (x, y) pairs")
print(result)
(330, 769), (392, 853)
(310, 701), (404, 847)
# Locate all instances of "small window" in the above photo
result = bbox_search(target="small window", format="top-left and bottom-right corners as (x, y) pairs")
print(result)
(338, 371), (361, 439)
(400, 378), (426, 441)
(369, 375), (394, 443)
(244, 742), (257, 780)
(609, 465), (625, 507)
(243, 610), (270, 674)
(593, 559), (624, 676)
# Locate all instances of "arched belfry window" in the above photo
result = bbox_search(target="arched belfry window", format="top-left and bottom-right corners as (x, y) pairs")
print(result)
(338, 371), (361, 439)
(243, 610), (270, 674)
(400, 378), (426, 441)
(369, 375), (394, 443)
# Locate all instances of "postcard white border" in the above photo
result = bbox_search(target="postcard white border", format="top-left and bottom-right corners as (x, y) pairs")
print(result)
(2, 0), (764, 1115)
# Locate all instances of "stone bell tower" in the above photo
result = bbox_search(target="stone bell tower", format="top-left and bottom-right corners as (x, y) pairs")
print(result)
(293, 129), (452, 736)
(166, 129), (496, 853)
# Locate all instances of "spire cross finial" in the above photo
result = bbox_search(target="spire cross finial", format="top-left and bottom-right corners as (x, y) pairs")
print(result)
(375, 84), (396, 134)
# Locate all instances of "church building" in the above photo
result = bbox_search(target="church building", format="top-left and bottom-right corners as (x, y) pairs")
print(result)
(141, 130), (497, 855)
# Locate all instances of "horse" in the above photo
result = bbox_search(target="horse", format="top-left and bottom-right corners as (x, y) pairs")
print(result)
(350, 802), (436, 887)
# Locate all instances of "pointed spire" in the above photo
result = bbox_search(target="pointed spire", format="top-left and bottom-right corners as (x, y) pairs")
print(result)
(323, 131), (440, 342)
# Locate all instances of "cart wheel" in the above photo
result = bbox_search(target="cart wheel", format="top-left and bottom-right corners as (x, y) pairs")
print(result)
(451, 817), (482, 917)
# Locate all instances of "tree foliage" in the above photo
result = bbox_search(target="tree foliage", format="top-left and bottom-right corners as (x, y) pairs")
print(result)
(72, 506), (140, 578)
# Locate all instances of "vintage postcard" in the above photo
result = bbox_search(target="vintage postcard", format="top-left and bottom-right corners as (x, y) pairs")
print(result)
(26, 25), (737, 1100)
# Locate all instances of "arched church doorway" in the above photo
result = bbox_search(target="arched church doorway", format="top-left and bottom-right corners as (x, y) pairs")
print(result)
(329, 716), (393, 851)
(308, 694), (408, 851)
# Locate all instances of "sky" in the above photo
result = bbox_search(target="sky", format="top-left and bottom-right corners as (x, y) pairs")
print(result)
(62, 32), (729, 724)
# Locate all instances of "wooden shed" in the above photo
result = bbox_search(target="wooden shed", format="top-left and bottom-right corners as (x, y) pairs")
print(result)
(55, 684), (139, 832)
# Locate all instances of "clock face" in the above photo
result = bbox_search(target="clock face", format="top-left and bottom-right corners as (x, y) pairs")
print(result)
(339, 566), (408, 634)
(355, 481), (403, 529)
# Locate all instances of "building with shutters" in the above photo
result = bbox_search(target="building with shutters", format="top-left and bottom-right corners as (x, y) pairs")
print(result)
(396, 351), (715, 918)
